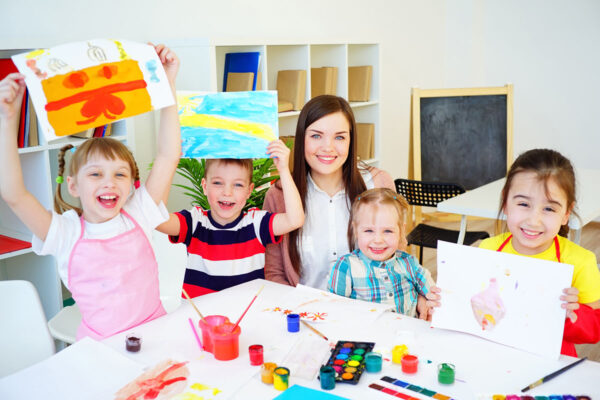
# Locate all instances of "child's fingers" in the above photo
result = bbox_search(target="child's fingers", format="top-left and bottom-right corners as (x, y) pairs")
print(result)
(566, 309), (578, 323)
(561, 301), (580, 311)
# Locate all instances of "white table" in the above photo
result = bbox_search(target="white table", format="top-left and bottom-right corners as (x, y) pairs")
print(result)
(3, 279), (598, 399)
(437, 168), (600, 245)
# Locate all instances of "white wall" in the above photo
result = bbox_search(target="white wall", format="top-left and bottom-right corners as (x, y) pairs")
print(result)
(1, 1), (597, 211)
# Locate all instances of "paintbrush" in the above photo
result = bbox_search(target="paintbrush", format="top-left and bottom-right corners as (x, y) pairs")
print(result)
(521, 356), (587, 392)
(300, 319), (329, 341)
(230, 284), (265, 332)
(182, 288), (206, 323)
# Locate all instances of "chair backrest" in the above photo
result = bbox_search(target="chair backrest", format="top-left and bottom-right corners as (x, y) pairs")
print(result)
(153, 231), (187, 313)
(0, 280), (56, 377)
(395, 178), (466, 207)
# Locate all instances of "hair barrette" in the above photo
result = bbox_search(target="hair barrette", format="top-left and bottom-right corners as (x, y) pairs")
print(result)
(55, 176), (64, 184)
(134, 180), (141, 189)
(70, 147), (76, 153)
(357, 196), (361, 201)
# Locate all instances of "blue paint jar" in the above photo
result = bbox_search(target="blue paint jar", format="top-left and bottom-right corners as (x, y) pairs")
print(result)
(365, 351), (382, 373)
(287, 313), (300, 332)
(320, 365), (336, 390)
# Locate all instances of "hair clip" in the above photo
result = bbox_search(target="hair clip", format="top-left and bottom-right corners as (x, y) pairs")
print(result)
(70, 147), (76, 153)
(55, 176), (64, 184)
(393, 196), (397, 200)
(134, 180), (141, 189)
(357, 196), (361, 201)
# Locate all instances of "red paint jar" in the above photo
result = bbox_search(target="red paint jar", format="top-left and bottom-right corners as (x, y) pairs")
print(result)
(212, 322), (241, 361)
(198, 315), (230, 354)
(401, 354), (418, 373)
(249, 344), (264, 365)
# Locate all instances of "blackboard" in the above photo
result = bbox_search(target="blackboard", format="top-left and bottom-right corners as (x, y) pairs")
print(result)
(411, 86), (513, 190)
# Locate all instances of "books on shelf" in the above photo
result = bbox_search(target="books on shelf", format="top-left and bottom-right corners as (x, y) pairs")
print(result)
(0, 234), (32, 255)
(0, 58), (40, 148)
(276, 69), (307, 112)
(222, 52), (261, 91)
(348, 65), (373, 102)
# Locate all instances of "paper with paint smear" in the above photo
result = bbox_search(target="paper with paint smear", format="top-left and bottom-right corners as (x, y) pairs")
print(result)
(177, 90), (278, 159)
(0, 337), (144, 400)
(11, 39), (174, 142)
(432, 241), (573, 359)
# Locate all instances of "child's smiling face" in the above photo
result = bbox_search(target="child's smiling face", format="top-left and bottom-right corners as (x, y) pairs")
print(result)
(202, 161), (254, 225)
(67, 153), (133, 223)
(504, 171), (571, 255)
(354, 203), (403, 261)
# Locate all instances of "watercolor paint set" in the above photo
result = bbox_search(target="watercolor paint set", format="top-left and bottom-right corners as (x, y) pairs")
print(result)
(322, 340), (375, 385)
(490, 396), (591, 400)
(371, 376), (455, 400)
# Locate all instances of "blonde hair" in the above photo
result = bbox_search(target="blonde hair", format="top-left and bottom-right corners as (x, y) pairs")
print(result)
(205, 158), (253, 183)
(54, 138), (139, 215)
(347, 188), (409, 251)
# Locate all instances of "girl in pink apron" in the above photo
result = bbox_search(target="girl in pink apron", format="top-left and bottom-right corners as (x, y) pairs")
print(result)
(425, 149), (600, 356)
(0, 44), (182, 340)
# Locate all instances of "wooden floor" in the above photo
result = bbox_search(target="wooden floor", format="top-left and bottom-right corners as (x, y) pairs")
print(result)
(416, 219), (600, 361)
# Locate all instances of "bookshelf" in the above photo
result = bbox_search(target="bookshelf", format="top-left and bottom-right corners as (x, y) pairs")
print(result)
(168, 39), (381, 165)
(0, 48), (135, 320)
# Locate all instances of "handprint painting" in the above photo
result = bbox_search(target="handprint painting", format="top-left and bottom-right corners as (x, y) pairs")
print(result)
(178, 91), (278, 159)
(12, 39), (174, 141)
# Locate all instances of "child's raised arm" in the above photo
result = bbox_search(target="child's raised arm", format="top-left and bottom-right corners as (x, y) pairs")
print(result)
(144, 44), (181, 206)
(267, 140), (304, 236)
(0, 74), (52, 240)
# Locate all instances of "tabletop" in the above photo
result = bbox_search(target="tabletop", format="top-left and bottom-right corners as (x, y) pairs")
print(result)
(2, 279), (599, 399)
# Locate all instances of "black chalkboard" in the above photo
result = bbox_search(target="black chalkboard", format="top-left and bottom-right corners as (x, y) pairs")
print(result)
(412, 86), (513, 190)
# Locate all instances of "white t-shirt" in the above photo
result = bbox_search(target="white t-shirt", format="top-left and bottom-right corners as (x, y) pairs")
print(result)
(32, 185), (169, 290)
(299, 169), (375, 290)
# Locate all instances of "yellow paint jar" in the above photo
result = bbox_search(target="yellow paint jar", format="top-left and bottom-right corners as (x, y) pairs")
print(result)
(392, 344), (409, 364)
(273, 367), (290, 391)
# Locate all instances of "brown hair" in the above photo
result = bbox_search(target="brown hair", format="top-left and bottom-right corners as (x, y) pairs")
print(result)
(205, 159), (253, 183)
(54, 138), (140, 215)
(347, 188), (409, 251)
(288, 95), (367, 276)
(498, 148), (577, 237)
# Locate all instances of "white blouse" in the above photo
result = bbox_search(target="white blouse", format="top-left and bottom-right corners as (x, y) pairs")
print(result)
(298, 169), (375, 290)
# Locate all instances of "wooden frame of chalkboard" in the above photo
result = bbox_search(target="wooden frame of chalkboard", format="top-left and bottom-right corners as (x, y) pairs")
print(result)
(410, 85), (513, 191)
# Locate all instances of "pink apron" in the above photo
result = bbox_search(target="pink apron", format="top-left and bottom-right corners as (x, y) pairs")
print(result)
(68, 209), (166, 340)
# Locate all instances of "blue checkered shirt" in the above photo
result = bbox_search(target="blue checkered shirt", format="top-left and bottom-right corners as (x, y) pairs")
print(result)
(327, 249), (434, 317)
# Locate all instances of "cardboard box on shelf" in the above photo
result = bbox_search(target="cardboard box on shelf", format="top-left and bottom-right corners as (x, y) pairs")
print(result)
(311, 67), (338, 98)
(356, 123), (374, 160)
(225, 72), (254, 92)
(276, 70), (307, 111)
(348, 66), (372, 102)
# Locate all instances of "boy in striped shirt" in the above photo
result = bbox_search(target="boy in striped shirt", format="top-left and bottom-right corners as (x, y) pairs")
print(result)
(158, 140), (304, 297)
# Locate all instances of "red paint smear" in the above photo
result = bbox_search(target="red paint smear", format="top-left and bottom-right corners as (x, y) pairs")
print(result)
(77, 93), (125, 125)
(123, 361), (188, 400)
(45, 80), (147, 112)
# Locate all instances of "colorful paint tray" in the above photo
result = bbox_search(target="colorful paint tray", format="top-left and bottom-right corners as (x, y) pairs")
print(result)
(322, 340), (375, 385)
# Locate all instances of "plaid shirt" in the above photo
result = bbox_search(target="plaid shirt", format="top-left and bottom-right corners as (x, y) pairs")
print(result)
(327, 249), (434, 317)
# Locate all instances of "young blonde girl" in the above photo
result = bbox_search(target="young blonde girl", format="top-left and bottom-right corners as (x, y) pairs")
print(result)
(0, 44), (181, 341)
(327, 188), (434, 317)
(427, 149), (600, 356)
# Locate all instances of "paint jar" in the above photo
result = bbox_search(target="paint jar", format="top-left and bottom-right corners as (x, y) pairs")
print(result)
(319, 365), (336, 390)
(273, 367), (290, 391)
(392, 344), (409, 364)
(287, 313), (300, 332)
(125, 333), (141, 352)
(261, 362), (277, 384)
(401, 354), (418, 374)
(211, 322), (241, 361)
(437, 363), (455, 384)
(249, 344), (264, 366)
(198, 315), (230, 354)
(365, 352), (383, 373)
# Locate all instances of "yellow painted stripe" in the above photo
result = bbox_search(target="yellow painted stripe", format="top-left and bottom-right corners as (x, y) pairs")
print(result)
(180, 114), (275, 141)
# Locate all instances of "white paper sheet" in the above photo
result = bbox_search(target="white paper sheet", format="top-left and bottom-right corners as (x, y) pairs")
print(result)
(0, 337), (144, 400)
(431, 241), (573, 359)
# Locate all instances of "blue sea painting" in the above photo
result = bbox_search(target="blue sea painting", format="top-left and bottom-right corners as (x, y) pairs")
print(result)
(177, 90), (279, 159)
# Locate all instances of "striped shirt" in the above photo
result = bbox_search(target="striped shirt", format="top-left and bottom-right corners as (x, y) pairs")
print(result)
(170, 207), (280, 297)
(327, 249), (434, 317)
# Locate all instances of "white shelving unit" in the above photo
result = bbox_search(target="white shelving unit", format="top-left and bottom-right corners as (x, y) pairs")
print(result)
(169, 40), (381, 165)
(0, 48), (135, 320)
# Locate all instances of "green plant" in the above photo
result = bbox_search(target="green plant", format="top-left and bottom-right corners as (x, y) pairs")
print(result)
(174, 157), (279, 211)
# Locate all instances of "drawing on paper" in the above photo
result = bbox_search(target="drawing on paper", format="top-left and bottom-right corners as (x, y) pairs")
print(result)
(177, 91), (278, 159)
(470, 278), (506, 330)
(114, 359), (189, 400)
(12, 39), (174, 142)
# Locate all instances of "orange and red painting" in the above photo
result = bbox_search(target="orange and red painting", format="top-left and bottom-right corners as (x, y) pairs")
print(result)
(12, 39), (174, 142)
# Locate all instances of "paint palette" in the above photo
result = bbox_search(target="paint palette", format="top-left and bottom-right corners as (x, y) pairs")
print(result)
(322, 340), (375, 385)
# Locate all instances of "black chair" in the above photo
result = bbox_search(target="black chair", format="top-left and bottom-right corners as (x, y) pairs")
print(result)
(395, 178), (490, 263)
